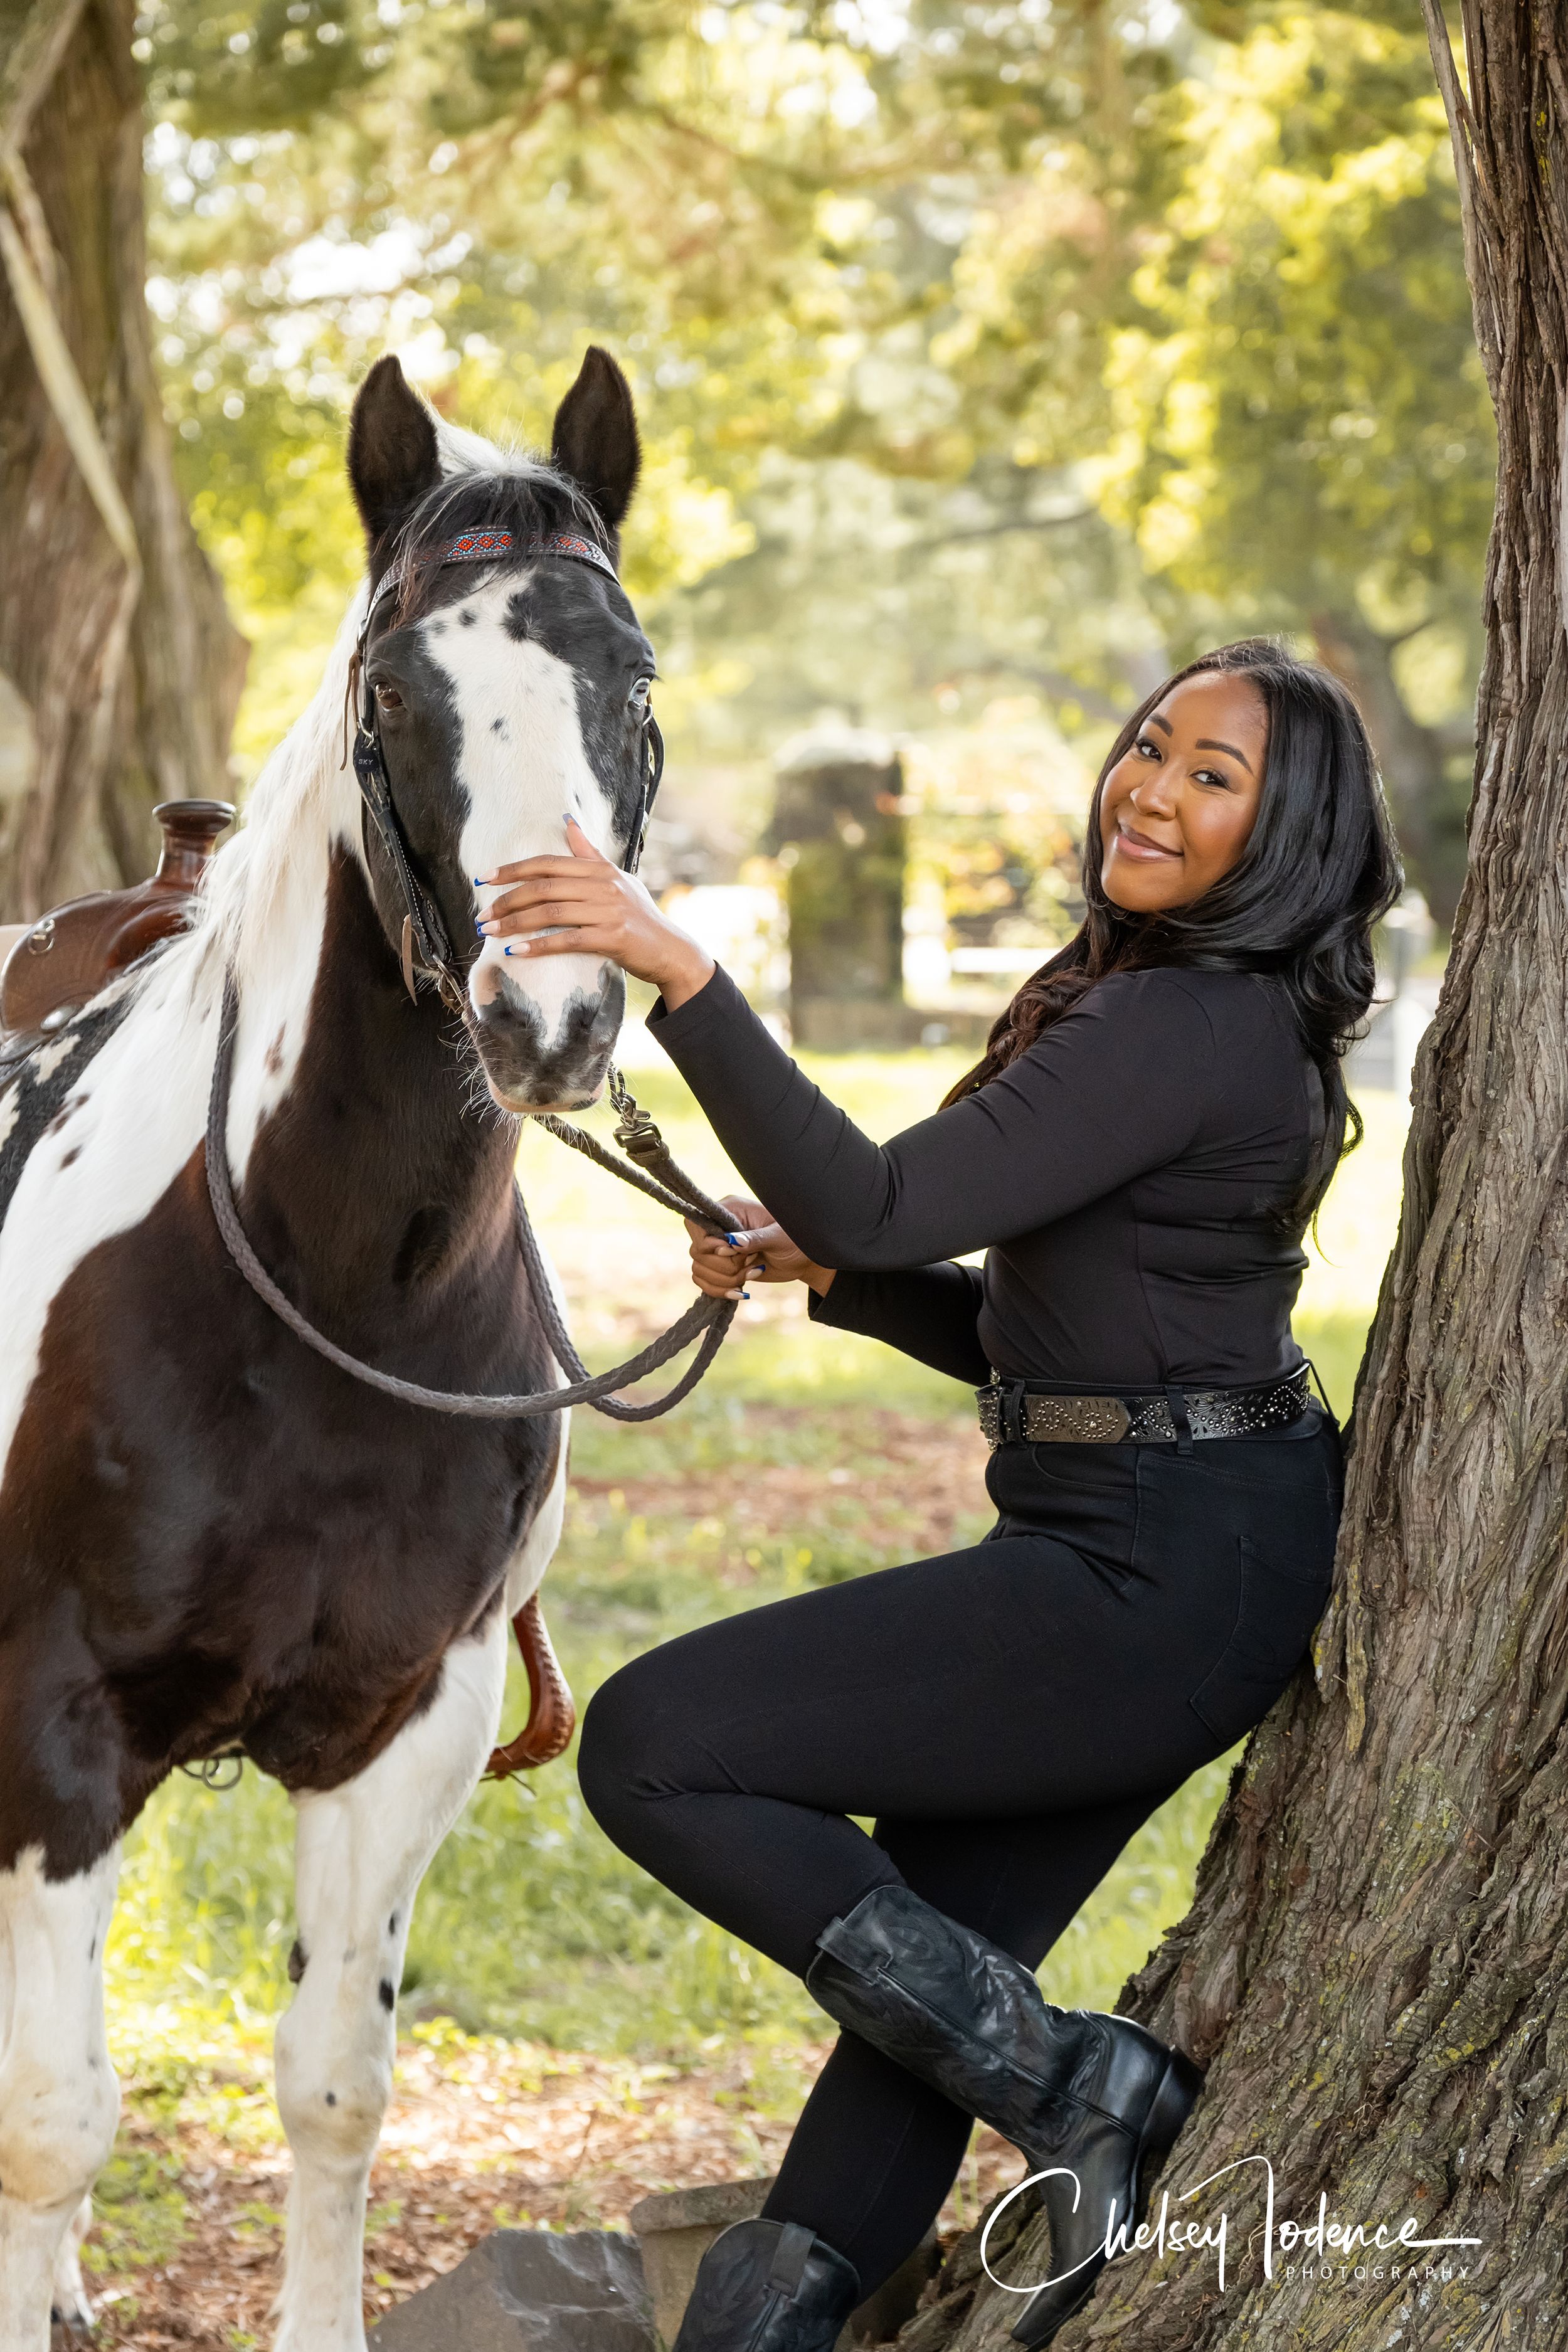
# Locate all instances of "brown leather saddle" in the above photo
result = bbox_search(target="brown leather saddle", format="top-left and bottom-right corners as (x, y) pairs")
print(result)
(0, 802), (573, 1777)
(0, 800), (235, 1043)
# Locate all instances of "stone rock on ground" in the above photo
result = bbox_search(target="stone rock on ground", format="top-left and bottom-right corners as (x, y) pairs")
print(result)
(628, 2179), (940, 2349)
(368, 2228), (653, 2352)
(628, 2176), (775, 2346)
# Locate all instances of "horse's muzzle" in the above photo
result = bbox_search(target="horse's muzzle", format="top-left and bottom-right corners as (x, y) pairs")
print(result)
(468, 960), (625, 1113)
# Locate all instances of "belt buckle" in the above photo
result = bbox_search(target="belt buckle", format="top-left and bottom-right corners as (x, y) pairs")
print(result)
(977, 1384), (1002, 1449)
(977, 1375), (1029, 1448)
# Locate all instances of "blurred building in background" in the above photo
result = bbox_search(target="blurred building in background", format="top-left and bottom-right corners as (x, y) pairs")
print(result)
(765, 724), (911, 1049)
(649, 696), (1093, 1052)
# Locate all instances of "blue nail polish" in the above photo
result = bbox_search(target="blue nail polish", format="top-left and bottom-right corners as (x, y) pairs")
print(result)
(726, 1232), (741, 1246)
(741, 1291), (751, 1300)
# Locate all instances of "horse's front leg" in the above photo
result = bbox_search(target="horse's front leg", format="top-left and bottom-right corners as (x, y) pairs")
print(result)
(0, 1843), (120, 2352)
(271, 1608), (509, 2352)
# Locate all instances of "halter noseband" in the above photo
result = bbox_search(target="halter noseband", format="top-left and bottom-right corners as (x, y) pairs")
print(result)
(349, 526), (665, 1015)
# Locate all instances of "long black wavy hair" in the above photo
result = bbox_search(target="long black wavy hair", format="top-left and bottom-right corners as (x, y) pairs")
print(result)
(942, 638), (1404, 1223)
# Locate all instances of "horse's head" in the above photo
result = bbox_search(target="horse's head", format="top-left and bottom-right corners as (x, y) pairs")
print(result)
(346, 351), (656, 1112)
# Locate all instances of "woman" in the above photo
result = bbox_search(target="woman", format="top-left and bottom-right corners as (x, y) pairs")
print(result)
(476, 638), (1401, 2351)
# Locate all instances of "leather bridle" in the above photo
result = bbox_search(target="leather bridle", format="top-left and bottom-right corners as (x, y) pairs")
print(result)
(202, 516), (733, 1429)
(347, 524), (665, 1016)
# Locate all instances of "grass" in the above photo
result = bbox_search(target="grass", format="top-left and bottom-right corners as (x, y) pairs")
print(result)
(103, 1044), (1407, 2069)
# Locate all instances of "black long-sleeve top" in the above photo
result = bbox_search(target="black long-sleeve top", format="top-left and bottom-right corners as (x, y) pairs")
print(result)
(647, 961), (1325, 1391)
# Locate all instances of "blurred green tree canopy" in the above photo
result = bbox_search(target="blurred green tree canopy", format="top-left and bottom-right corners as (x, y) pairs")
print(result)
(137, 0), (1489, 921)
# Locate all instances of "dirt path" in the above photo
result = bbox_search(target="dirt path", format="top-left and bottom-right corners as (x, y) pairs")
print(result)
(73, 2030), (1021, 2348)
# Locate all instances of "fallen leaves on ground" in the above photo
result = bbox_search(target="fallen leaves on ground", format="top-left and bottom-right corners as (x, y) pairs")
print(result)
(69, 2024), (1022, 2350)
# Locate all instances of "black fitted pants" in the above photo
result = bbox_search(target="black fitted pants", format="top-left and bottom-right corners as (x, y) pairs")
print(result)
(577, 1403), (1344, 2298)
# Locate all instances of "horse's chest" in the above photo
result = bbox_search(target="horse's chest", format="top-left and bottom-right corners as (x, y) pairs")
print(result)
(3, 1150), (559, 1784)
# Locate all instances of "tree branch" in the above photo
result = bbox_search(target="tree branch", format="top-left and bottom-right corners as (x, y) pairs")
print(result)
(898, 511), (1098, 559)
(1421, 0), (1503, 396)
(945, 657), (1126, 724)
(0, 161), (140, 576)
(0, 0), (90, 154)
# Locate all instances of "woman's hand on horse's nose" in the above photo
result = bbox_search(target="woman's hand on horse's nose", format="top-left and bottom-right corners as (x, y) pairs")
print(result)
(475, 817), (715, 1010)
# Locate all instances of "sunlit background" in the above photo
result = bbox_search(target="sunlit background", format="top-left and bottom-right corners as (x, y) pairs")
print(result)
(66, 0), (1485, 2332)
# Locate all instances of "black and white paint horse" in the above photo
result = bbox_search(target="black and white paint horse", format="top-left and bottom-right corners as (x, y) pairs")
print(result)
(0, 349), (659, 2351)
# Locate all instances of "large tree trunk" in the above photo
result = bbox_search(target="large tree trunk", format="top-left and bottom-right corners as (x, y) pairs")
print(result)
(908, 13), (1568, 2349)
(0, 0), (245, 923)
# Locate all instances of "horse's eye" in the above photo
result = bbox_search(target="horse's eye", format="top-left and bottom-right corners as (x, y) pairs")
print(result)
(374, 682), (404, 711)
(629, 676), (652, 709)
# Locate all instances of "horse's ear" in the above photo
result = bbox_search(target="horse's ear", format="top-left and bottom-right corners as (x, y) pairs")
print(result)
(348, 356), (442, 549)
(551, 347), (640, 534)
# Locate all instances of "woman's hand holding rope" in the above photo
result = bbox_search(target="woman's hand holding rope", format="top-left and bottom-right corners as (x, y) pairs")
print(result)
(686, 1196), (837, 1303)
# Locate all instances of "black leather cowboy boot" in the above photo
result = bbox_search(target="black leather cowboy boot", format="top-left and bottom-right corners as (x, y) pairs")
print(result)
(803, 1885), (1203, 2350)
(671, 2217), (862, 2352)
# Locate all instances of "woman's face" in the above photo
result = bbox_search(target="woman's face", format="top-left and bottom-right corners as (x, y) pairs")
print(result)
(1097, 672), (1268, 913)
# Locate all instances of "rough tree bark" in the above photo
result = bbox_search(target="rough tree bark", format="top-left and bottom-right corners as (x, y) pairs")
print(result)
(0, 0), (245, 923)
(903, 11), (1568, 2349)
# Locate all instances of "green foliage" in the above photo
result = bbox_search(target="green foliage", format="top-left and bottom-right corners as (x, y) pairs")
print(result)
(136, 0), (385, 130)
(85, 2146), (191, 2275)
(139, 1), (1488, 889)
(174, 373), (360, 615)
(917, 805), (1083, 950)
(427, 0), (687, 136)
(1097, 13), (1493, 627)
(1292, 1310), (1375, 1427)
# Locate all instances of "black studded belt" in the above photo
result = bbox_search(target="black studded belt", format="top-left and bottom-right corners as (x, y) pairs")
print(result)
(976, 1362), (1313, 1449)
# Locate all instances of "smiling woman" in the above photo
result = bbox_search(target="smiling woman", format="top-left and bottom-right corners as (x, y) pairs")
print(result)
(477, 637), (1404, 2352)
(1099, 670), (1268, 907)
(936, 639), (1401, 1173)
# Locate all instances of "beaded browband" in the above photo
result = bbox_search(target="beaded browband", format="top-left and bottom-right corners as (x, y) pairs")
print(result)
(365, 526), (618, 627)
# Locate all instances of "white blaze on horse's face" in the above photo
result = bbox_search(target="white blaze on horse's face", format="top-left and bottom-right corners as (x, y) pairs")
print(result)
(413, 571), (633, 1113)
(346, 344), (652, 1116)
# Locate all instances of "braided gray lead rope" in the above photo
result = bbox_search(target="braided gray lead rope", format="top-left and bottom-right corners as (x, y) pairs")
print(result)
(205, 975), (737, 1421)
(536, 1098), (731, 1231)
(507, 1187), (733, 1421)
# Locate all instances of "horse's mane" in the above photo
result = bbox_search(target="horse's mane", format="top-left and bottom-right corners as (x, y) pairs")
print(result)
(191, 409), (595, 999)
(193, 585), (367, 997)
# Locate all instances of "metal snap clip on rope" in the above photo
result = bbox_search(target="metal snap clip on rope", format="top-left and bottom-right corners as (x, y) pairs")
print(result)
(177, 1747), (246, 1789)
